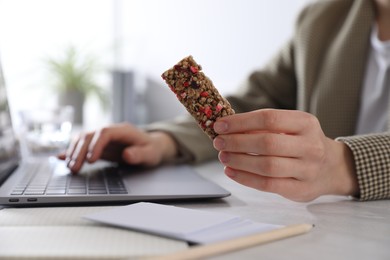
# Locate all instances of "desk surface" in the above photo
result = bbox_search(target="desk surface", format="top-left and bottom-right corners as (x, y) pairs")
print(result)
(195, 161), (390, 260)
(1, 160), (389, 259)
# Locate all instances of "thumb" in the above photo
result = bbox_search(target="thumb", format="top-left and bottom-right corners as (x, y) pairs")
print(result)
(122, 145), (161, 166)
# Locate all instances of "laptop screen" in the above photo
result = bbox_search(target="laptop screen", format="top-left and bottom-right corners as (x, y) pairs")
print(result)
(0, 57), (21, 183)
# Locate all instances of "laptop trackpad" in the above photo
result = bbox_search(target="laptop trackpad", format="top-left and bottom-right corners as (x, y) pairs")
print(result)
(121, 165), (228, 197)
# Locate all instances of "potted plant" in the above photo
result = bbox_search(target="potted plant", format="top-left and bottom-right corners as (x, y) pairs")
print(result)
(44, 45), (109, 125)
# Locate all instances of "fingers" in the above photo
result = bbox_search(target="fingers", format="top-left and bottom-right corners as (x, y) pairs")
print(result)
(212, 109), (339, 202)
(122, 145), (161, 166)
(64, 123), (156, 173)
(218, 152), (304, 180)
(214, 132), (312, 158)
(86, 124), (148, 163)
(67, 133), (94, 173)
(224, 167), (317, 202)
(120, 132), (180, 166)
(57, 152), (66, 160)
(64, 124), (137, 173)
(66, 134), (82, 162)
(214, 109), (320, 135)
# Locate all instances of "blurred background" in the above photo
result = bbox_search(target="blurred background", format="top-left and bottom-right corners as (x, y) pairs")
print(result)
(0, 0), (310, 132)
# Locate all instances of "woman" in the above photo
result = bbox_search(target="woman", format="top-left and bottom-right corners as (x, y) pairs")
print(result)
(61, 0), (390, 202)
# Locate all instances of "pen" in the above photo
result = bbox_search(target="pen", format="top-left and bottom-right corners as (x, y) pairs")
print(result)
(146, 223), (314, 260)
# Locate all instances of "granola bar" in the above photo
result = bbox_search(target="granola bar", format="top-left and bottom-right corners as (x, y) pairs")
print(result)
(161, 55), (235, 139)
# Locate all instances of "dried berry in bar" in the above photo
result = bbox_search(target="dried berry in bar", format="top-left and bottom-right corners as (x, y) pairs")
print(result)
(161, 55), (235, 139)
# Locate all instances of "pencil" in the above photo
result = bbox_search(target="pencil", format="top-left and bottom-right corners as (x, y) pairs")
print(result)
(146, 224), (313, 260)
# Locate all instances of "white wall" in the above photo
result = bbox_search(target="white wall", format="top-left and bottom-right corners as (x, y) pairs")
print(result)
(0, 0), (114, 130)
(118, 0), (311, 94)
(0, 0), (311, 129)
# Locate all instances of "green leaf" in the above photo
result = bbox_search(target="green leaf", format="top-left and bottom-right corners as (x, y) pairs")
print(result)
(43, 45), (109, 111)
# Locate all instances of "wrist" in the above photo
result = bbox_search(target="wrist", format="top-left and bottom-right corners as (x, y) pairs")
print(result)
(332, 141), (359, 197)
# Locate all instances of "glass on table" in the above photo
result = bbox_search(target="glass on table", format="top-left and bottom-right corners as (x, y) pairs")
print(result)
(18, 106), (74, 158)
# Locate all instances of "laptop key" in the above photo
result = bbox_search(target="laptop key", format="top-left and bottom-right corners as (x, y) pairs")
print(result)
(13, 185), (28, 190)
(109, 190), (128, 194)
(46, 189), (66, 195)
(11, 190), (24, 195)
(89, 190), (108, 194)
(24, 190), (45, 195)
(67, 188), (87, 194)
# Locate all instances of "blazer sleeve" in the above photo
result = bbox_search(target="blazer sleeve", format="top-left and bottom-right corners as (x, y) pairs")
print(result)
(145, 38), (300, 164)
(227, 39), (297, 113)
(144, 115), (217, 164)
(337, 134), (390, 201)
(145, 9), (309, 163)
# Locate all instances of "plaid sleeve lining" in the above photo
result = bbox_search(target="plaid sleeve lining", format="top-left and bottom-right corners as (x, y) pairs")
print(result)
(337, 134), (390, 201)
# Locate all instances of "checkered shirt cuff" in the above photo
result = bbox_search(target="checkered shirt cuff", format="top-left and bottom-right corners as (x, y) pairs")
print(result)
(337, 134), (390, 201)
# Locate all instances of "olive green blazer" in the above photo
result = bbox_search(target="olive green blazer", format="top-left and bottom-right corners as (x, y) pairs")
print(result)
(149, 0), (390, 201)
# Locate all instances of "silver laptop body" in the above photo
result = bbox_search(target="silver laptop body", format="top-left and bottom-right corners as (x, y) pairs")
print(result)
(0, 56), (230, 207)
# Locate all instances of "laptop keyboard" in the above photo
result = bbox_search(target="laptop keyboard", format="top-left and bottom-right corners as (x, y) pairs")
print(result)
(10, 163), (128, 196)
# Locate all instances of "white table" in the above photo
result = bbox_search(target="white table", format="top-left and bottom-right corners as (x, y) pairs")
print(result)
(194, 161), (390, 260)
(0, 160), (389, 259)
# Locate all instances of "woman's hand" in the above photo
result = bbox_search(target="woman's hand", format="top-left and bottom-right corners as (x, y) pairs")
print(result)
(213, 109), (359, 202)
(58, 123), (178, 173)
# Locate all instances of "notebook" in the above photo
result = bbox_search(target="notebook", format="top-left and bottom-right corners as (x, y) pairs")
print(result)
(0, 56), (230, 207)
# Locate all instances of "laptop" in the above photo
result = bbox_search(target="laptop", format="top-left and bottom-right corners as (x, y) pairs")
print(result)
(0, 57), (230, 207)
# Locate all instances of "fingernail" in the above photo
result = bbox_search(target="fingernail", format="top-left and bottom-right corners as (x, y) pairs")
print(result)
(218, 152), (230, 163)
(224, 167), (237, 178)
(68, 159), (75, 169)
(86, 152), (93, 160)
(213, 137), (225, 150)
(65, 157), (71, 164)
(214, 121), (228, 133)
